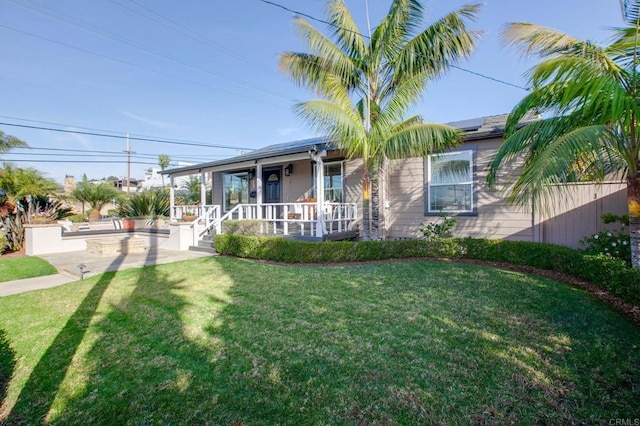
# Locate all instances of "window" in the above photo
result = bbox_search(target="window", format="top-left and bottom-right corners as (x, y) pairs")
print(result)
(314, 161), (344, 202)
(324, 162), (344, 202)
(427, 150), (474, 213)
(223, 172), (249, 211)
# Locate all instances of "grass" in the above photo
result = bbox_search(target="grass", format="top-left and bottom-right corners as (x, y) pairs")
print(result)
(0, 256), (57, 283)
(0, 256), (638, 424)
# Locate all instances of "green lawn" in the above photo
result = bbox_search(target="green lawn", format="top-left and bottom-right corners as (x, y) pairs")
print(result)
(0, 256), (638, 424)
(0, 256), (57, 283)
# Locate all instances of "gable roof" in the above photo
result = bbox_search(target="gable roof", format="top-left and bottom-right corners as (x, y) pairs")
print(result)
(164, 113), (537, 176)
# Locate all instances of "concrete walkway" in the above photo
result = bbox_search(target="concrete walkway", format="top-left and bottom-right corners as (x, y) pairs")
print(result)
(0, 249), (214, 297)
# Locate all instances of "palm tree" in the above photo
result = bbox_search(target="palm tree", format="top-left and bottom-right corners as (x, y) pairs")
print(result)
(0, 162), (58, 201)
(158, 154), (171, 187)
(280, 0), (481, 239)
(71, 181), (119, 221)
(0, 130), (27, 154)
(487, 3), (640, 269)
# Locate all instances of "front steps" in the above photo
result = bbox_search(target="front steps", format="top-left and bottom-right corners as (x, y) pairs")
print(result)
(189, 235), (217, 254)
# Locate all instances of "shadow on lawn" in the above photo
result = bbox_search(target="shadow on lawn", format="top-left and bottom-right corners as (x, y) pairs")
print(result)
(0, 328), (16, 416)
(8, 256), (640, 424)
(6, 253), (128, 425)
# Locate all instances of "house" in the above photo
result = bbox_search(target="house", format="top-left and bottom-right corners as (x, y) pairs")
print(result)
(162, 114), (627, 248)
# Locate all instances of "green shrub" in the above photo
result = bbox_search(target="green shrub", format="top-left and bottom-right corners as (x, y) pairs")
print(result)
(419, 214), (457, 240)
(221, 220), (262, 236)
(580, 216), (630, 266)
(214, 235), (640, 306)
(118, 189), (169, 219)
(0, 228), (6, 254)
(67, 213), (88, 223)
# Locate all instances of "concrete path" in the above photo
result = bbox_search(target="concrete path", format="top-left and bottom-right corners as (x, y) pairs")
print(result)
(0, 249), (214, 297)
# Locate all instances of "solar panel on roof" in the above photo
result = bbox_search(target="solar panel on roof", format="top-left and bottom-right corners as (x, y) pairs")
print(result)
(446, 117), (485, 131)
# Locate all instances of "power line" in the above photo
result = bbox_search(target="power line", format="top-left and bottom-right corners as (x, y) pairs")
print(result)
(3, 159), (158, 165)
(0, 115), (246, 151)
(9, 146), (227, 160)
(0, 122), (244, 150)
(259, 0), (530, 92)
(258, 0), (365, 38)
(2, 0), (292, 105)
(0, 23), (290, 110)
(108, 0), (274, 75)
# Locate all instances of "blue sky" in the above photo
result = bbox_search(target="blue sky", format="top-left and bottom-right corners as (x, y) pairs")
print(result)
(0, 0), (624, 184)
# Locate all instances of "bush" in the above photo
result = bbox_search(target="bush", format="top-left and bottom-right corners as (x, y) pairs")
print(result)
(118, 189), (169, 219)
(0, 228), (6, 254)
(580, 214), (631, 266)
(221, 220), (262, 236)
(214, 235), (640, 306)
(419, 215), (457, 240)
(66, 213), (88, 223)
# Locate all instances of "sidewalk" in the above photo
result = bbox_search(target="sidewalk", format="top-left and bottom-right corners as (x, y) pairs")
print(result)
(0, 248), (214, 297)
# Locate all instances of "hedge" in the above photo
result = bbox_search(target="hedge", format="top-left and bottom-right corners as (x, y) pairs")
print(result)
(214, 234), (640, 306)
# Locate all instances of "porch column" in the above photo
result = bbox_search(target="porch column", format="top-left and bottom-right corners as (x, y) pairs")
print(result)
(256, 162), (263, 219)
(313, 154), (325, 238)
(200, 170), (206, 208)
(169, 175), (175, 221)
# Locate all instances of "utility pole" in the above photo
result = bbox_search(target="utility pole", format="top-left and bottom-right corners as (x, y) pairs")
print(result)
(124, 134), (135, 193)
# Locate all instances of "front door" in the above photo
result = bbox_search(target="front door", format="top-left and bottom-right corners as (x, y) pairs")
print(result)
(263, 168), (281, 204)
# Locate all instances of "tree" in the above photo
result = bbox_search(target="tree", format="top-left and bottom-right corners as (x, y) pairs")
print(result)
(279, 0), (481, 239)
(71, 181), (119, 221)
(0, 162), (58, 201)
(158, 154), (171, 187)
(487, 3), (640, 269)
(0, 130), (27, 154)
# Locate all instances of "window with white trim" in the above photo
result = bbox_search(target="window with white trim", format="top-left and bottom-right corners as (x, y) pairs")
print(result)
(426, 150), (474, 213)
(324, 162), (344, 202)
(223, 172), (249, 212)
(313, 161), (345, 202)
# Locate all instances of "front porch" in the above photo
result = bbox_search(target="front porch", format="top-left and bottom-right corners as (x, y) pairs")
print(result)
(164, 138), (360, 248)
(171, 201), (358, 248)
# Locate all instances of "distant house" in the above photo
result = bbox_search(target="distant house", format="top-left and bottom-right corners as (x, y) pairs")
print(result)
(163, 114), (626, 248)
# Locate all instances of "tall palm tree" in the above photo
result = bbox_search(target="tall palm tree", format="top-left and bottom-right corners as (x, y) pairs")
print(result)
(158, 154), (171, 187)
(487, 3), (640, 269)
(280, 0), (481, 239)
(0, 130), (26, 154)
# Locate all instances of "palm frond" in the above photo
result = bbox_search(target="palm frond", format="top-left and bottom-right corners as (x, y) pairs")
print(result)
(0, 131), (27, 153)
(327, 0), (367, 59)
(295, 99), (363, 143)
(502, 23), (589, 57)
(381, 122), (462, 160)
(622, 0), (640, 24)
(280, 17), (359, 92)
(394, 3), (482, 82)
(370, 0), (423, 60)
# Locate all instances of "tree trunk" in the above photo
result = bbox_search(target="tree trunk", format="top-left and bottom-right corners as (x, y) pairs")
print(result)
(627, 172), (640, 270)
(361, 172), (371, 240)
(361, 165), (380, 241)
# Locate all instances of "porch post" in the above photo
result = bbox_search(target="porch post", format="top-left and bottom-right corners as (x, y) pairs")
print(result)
(256, 162), (263, 219)
(169, 175), (175, 221)
(200, 170), (206, 208)
(314, 154), (325, 238)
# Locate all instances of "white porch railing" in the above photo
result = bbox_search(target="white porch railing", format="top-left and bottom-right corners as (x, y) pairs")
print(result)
(172, 204), (214, 220)
(187, 205), (221, 246)
(210, 202), (357, 237)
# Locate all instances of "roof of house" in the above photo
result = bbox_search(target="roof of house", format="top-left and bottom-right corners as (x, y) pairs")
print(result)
(164, 113), (536, 176)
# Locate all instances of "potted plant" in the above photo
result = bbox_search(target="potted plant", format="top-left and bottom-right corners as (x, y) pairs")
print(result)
(181, 211), (197, 222)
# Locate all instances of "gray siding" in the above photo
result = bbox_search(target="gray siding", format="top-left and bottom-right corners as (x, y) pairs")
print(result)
(385, 136), (533, 241)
